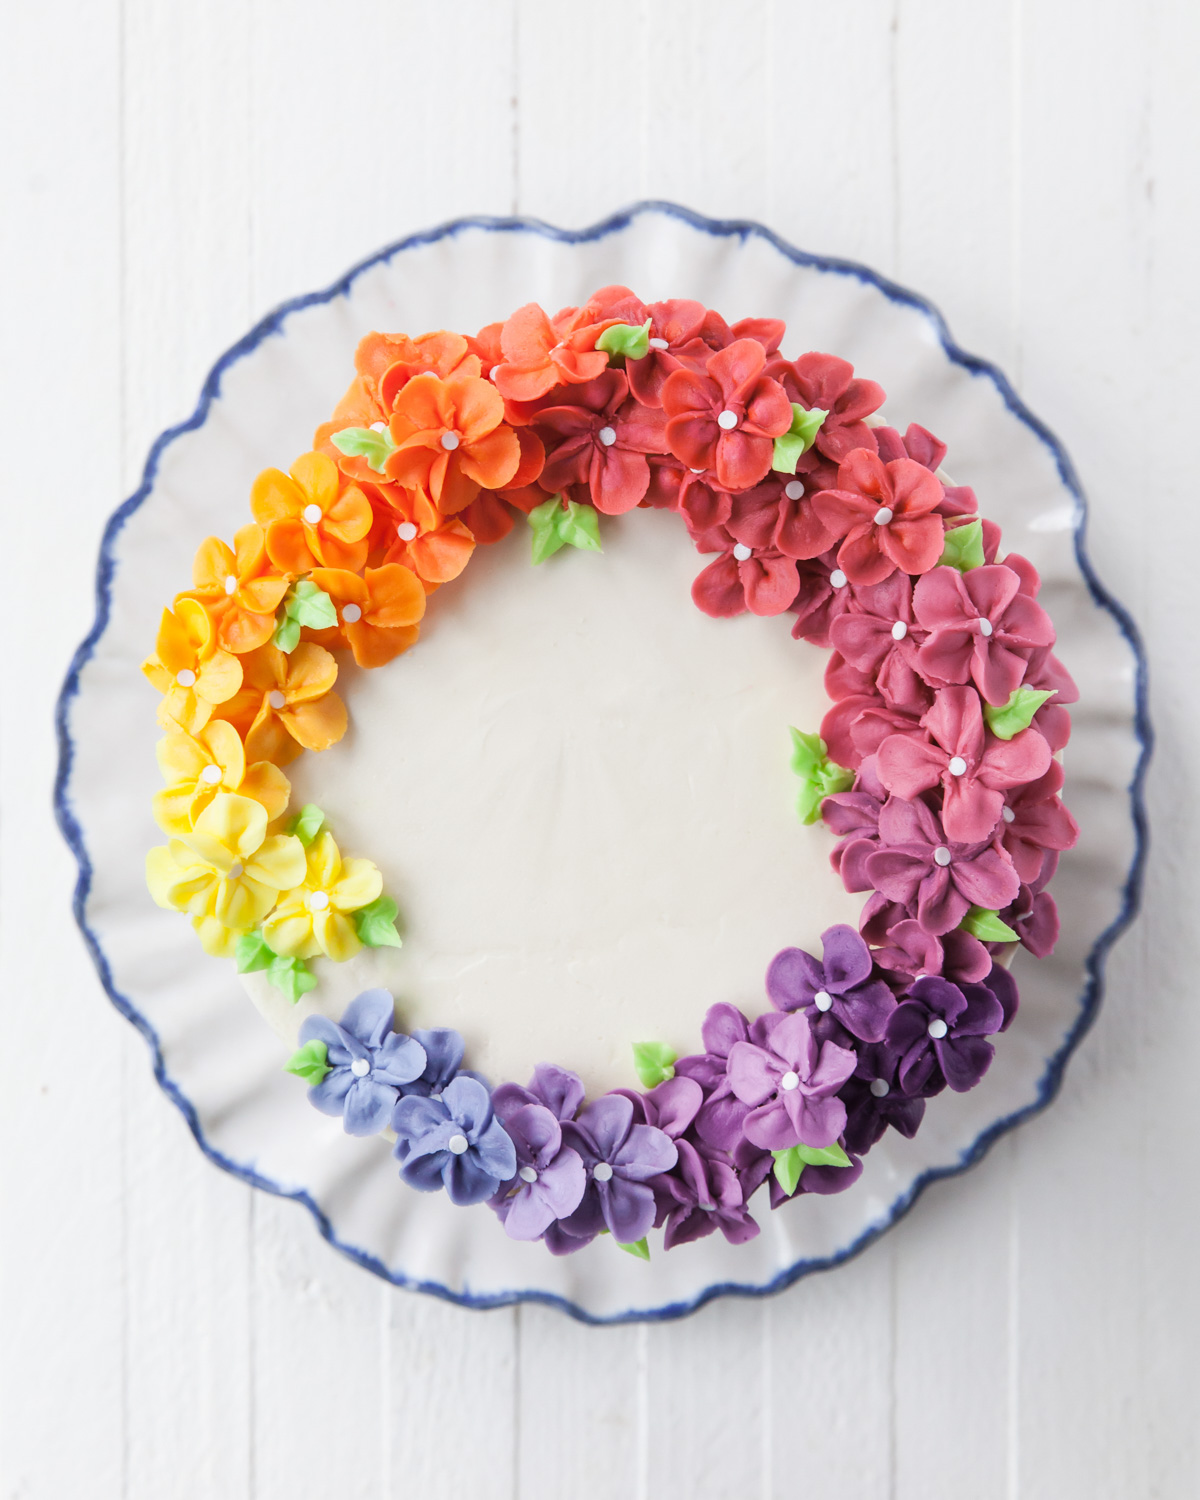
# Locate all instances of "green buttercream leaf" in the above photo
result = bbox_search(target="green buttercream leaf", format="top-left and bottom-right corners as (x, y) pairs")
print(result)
(273, 614), (302, 653)
(794, 1141), (852, 1169)
(288, 580), (338, 630)
(331, 424), (397, 474)
(235, 930), (274, 974)
(284, 1038), (330, 1086)
(597, 319), (652, 361)
(983, 687), (1056, 741)
(789, 728), (855, 824)
(772, 1147), (805, 1197)
(772, 403), (827, 474)
(558, 501), (603, 553)
(938, 519), (986, 572)
(632, 1041), (677, 1089)
(354, 895), (404, 949)
(287, 804), (326, 847)
(960, 906), (1019, 942)
(266, 955), (317, 1003)
(617, 1236), (651, 1261)
(528, 496), (602, 564)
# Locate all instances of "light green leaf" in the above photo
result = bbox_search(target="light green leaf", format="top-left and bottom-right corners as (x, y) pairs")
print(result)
(597, 318), (652, 361)
(557, 501), (603, 553)
(794, 1141), (852, 1169)
(288, 580), (338, 630)
(938, 519), (986, 572)
(353, 895), (404, 949)
(284, 1038), (330, 1086)
(789, 727), (855, 824)
(287, 804), (325, 847)
(528, 496), (602, 564)
(267, 955), (317, 1003)
(632, 1041), (677, 1089)
(960, 906), (1019, 943)
(772, 1147), (805, 1197)
(234, 930), (274, 974)
(772, 403), (828, 474)
(273, 614), (302, 653)
(983, 687), (1055, 741)
(330, 424), (397, 474)
(617, 1236), (651, 1261)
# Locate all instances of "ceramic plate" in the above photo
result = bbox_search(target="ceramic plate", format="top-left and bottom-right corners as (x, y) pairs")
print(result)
(55, 204), (1149, 1323)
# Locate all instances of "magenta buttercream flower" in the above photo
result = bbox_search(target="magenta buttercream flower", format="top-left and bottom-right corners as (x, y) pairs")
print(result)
(998, 760), (1080, 882)
(765, 351), (885, 462)
(661, 339), (793, 491)
(875, 685), (1052, 843)
(865, 795), (1021, 936)
(726, 1009), (857, 1151)
(820, 691), (921, 771)
(533, 369), (668, 515)
(870, 919), (992, 988)
(789, 548), (860, 646)
(823, 758), (887, 893)
(765, 924), (897, 1043)
(885, 975), (1006, 1093)
(828, 571), (930, 711)
(912, 563), (1055, 705)
(811, 450), (946, 585)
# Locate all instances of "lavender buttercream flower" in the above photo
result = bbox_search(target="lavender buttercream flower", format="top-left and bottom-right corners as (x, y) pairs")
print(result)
(616, 1075), (703, 1138)
(727, 1008), (857, 1151)
(885, 975), (1006, 1094)
(489, 1103), (586, 1241)
(298, 988), (427, 1136)
(558, 1094), (678, 1246)
(766, 923), (896, 1043)
(392, 1075), (516, 1205)
(675, 1003), (778, 1151)
(492, 1062), (585, 1124)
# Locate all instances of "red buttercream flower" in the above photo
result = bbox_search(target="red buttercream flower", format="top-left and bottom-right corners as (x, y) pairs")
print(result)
(875, 686), (1052, 843)
(491, 302), (618, 403)
(912, 564), (1055, 705)
(689, 481), (831, 617)
(874, 423), (978, 518)
(457, 427), (547, 544)
(661, 341), (792, 491)
(765, 352), (885, 463)
(789, 551), (859, 647)
(533, 370), (669, 515)
(811, 450), (946, 585)
(828, 572), (930, 713)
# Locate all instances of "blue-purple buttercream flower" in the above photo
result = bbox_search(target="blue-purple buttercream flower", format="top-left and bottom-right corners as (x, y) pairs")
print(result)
(392, 1075), (517, 1205)
(766, 924), (896, 1043)
(557, 1094), (678, 1247)
(400, 1027), (488, 1098)
(298, 988), (427, 1136)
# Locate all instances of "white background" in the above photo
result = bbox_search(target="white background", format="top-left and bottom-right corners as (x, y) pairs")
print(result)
(1, 1), (1193, 1496)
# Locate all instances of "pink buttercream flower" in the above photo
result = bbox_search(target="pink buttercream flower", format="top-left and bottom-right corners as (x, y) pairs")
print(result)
(764, 352), (885, 463)
(875, 686), (1052, 843)
(819, 691), (922, 771)
(998, 760), (1079, 882)
(661, 340), (793, 491)
(726, 1010), (857, 1152)
(873, 423), (978, 518)
(811, 450), (946, 586)
(870, 919), (993, 987)
(913, 563), (1055, 705)
(533, 369), (668, 515)
(829, 572), (930, 712)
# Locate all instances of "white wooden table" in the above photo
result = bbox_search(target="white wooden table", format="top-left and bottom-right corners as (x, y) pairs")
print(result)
(2, 2), (1192, 1494)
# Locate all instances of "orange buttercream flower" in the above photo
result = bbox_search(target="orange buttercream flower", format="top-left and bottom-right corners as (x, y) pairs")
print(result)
(459, 425), (547, 544)
(491, 302), (618, 403)
(309, 564), (426, 668)
(250, 452), (372, 573)
(214, 641), (346, 768)
(370, 482), (476, 589)
(184, 524), (289, 653)
(142, 597), (242, 734)
(382, 373), (520, 515)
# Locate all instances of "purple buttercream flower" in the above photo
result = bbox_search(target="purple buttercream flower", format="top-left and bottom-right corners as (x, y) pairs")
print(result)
(298, 988), (427, 1137)
(489, 1103), (586, 1241)
(557, 1094), (678, 1247)
(840, 1041), (928, 1155)
(675, 1002), (777, 1151)
(727, 1009), (857, 1151)
(870, 919), (992, 989)
(768, 1149), (864, 1208)
(766, 923), (896, 1043)
(392, 1075), (517, 1206)
(885, 975), (1006, 1094)
(822, 755), (887, 893)
(492, 1062), (585, 1124)
(399, 1027), (489, 1099)
(617, 1075), (704, 1138)
(655, 1138), (760, 1250)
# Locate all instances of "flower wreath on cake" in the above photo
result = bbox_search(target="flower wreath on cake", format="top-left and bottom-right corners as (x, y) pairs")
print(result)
(142, 286), (1079, 1259)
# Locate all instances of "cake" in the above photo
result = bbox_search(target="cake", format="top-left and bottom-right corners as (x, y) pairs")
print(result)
(142, 286), (1079, 1259)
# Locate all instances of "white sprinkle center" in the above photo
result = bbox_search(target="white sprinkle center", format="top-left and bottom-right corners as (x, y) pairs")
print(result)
(699, 1201), (717, 1213)
(780, 1070), (801, 1092)
(598, 425), (617, 447)
(307, 891), (330, 912)
(732, 543), (753, 562)
(979, 618), (994, 637)
(927, 1018), (949, 1040)
(648, 336), (670, 350)
(227, 863), (244, 879)
(1002, 805), (1016, 823)
(934, 846), (952, 867)
(717, 409), (739, 430)
(440, 431), (460, 451)
(341, 603), (362, 624)
(813, 990), (833, 1013)
(785, 479), (805, 500)
(200, 764), (223, 785)
(350, 1058), (370, 1078)
(268, 690), (286, 711)
(370, 420), (388, 432)
(175, 668), (196, 688)
(948, 756), (968, 777)
(448, 1133), (470, 1155)
(397, 521), (418, 542)
(870, 1078), (891, 1098)
(891, 620), (908, 641)
(302, 504), (322, 524)
(830, 569), (848, 589)
(593, 1161), (614, 1182)
(224, 574), (238, 595)
(874, 506), (894, 526)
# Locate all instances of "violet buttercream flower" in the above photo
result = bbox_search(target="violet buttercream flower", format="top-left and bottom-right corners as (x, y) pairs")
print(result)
(1000, 879), (1060, 958)
(617, 1076), (704, 1139)
(769, 1150), (864, 1207)
(655, 1138), (760, 1250)
(840, 1041), (928, 1155)
(727, 1009), (857, 1151)
(765, 923), (896, 1044)
(298, 988), (427, 1137)
(885, 976), (1005, 1094)
(557, 1094), (678, 1246)
(392, 1075), (517, 1206)
(489, 1103), (586, 1241)
(913, 564), (1055, 706)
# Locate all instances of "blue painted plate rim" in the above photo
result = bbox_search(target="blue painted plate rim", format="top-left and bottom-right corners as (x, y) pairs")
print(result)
(53, 200), (1152, 1326)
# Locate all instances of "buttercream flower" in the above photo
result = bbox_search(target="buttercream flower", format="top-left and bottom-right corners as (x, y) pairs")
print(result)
(146, 792), (306, 953)
(142, 597), (242, 734)
(661, 340), (793, 490)
(727, 1009), (857, 1152)
(492, 1063), (585, 1123)
(828, 572), (930, 711)
(869, 920), (992, 987)
(489, 1104), (587, 1241)
(556, 1095), (678, 1247)
(819, 690), (921, 771)
(876, 686), (1052, 843)
(874, 423), (978, 517)
(811, 450), (946, 585)
(152, 718), (290, 836)
(865, 796), (1021, 936)
(839, 1043), (928, 1154)
(216, 642), (346, 767)
(533, 370), (668, 515)
(308, 564), (426, 668)
(457, 426), (547, 544)
(885, 975), (1006, 1093)
(913, 564), (1055, 704)
(379, 374), (520, 515)
(674, 1002), (777, 1151)
(250, 451), (372, 574)
(491, 301), (617, 402)
(261, 830), (383, 963)
(372, 483), (477, 590)
(764, 352), (885, 462)
(997, 760), (1079, 883)
(765, 924), (897, 1043)
(392, 1076), (517, 1206)
(1000, 875), (1060, 958)
(398, 1027), (489, 1100)
(297, 989), (428, 1136)
(655, 1138), (760, 1250)
(183, 525), (290, 654)
(690, 536), (800, 617)
(822, 758), (887, 893)
(689, 478), (834, 617)
(788, 551), (861, 647)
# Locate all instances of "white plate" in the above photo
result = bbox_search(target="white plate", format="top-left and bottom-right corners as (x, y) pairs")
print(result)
(55, 204), (1149, 1323)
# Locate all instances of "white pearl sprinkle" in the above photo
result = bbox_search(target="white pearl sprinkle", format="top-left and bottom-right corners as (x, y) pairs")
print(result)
(370, 421), (388, 432)
(268, 690), (286, 711)
(870, 1078), (891, 1098)
(224, 574), (238, 595)
(440, 431), (460, 451)
(302, 503), (322, 524)
(1002, 805), (1016, 823)
(732, 543), (753, 562)
(519, 1165), (538, 1183)
(699, 1201), (717, 1213)
(593, 1161), (614, 1182)
(648, 336), (670, 350)
(979, 618), (994, 637)
(598, 425), (617, 447)
(830, 569), (848, 589)
(927, 1018), (949, 1040)
(307, 890), (330, 912)
(891, 620), (908, 641)
(948, 755), (968, 777)
(813, 990), (833, 1013)
(397, 521), (418, 542)
(717, 409), (739, 430)
(350, 1058), (370, 1078)
(874, 506), (894, 526)
(341, 603), (362, 624)
(780, 1070), (801, 1092)
(175, 668), (196, 688)
(689, 467), (706, 474)
(448, 1133), (470, 1156)
(227, 863), (244, 879)
(934, 846), (952, 867)
(200, 764), (223, 785)
(785, 479), (805, 500)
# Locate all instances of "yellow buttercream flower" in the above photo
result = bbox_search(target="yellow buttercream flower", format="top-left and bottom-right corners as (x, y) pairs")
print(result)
(142, 597), (243, 734)
(152, 719), (291, 837)
(146, 793), (306, 948)
(261, 830), (382, 963)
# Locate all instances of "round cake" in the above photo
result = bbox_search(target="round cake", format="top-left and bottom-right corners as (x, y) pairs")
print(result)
(142, 285), (1078, 1260)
